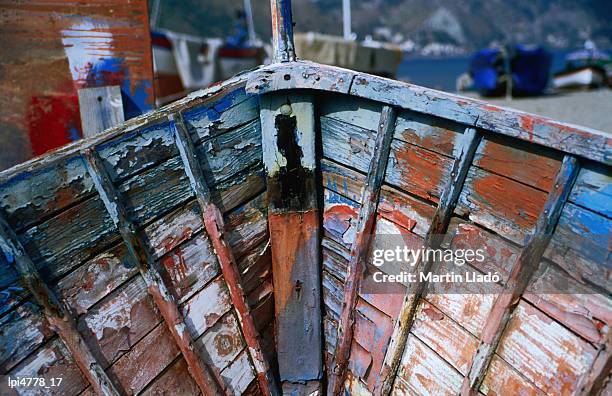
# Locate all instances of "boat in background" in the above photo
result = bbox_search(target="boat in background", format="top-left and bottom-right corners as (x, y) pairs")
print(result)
(470, 45), (552, 97)
(553, 41), (610, 90)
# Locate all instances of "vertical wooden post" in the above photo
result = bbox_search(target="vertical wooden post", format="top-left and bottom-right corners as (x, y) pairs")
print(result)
(82, 149), (224, 396)
(170, 112), (280, 396)
(460, 154), (580, 395)
(377, 128), (482, 395)
(327, 106), (397, 395)
(78, 85), (125, 138)
(0, 212), (121, 396)
(260, 93), (322, 393)
(269, 0), (296, 62)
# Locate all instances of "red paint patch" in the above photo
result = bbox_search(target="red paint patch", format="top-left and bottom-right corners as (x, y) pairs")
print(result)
(27, 95), (82, 156)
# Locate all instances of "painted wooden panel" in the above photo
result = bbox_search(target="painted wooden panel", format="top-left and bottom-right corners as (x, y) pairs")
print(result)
(323, 245), (349, 282)
(221, 349), (257, 394)
(56, 244), (135, 315)
(322, 270), (344, 320)
(351, 299), (395, 391)
(569, 162), (612, 218)
(225, 193), (268, 260)
(322, 159), (366, 204)
(411, 300), (479, 375)
(393, 334), (463, 395)
(80, 275), (159, 366)
(323, 189), (360, 249)
(160, 233), (221, 304)
(196, 313), (245, 372)
(525, 263), (611, 345)
(319, 95), (382, 132)
(109, 323), (181, 395)
(181, 276), (233, 339)
(321, 116), (376, 174)
(378, 185), (436, 237)
(480, 355), (545, 396)
(545, 203), (612, 293)
(474, 135), (562, 191)
(496, 301), (597, 396)
(140, 357), (199, 396)
(0, 302), (51, 372)
(393, 110), (464, 158)
(6, 338), (88, 395)
(240, 241), (272, 296)
(385, 139), (453, 203)
(458, 167), (549, 244)
(0, 0), (154, 170)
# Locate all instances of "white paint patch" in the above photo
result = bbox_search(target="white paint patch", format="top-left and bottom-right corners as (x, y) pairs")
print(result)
(62, 21), (114, 85)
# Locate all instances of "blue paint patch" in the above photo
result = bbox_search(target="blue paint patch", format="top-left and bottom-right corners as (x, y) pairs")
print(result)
(326, 189), (357, 207)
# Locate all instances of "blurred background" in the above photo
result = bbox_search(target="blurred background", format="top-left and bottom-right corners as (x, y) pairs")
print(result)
(0, 0), (610, 171)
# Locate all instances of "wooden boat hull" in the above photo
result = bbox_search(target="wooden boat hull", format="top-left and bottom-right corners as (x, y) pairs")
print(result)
(0, 61), (610, 396)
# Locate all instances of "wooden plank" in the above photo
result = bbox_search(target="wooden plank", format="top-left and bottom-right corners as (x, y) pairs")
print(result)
(0, 301), (51, 372)
(480, 355), (545, 396)
(377, 185), (436, 237)
(323, 188), (360, 249)
(82, 148), (223, 396)
(172, 112), (278, 395)
(225, 193), (269, 260)
(196, 313), (245, 373)
(110, 323), (180, 395)
(270, 0), (296, 62)
(392, 334), (463, 395)
(260, 92), (323, 389)
(322, 159), (366, 204)
(220, 349), (257, 395)
(78, 86), (125, 138)
(378, 128), (481, 395)
(321, 116), (376, 174)
(411, 300), (479, 376)
(575, 332), (612, 396)
(181, 277), (233, 338)
(328, 105), (397, 395)
(0, 211), (120, 395)
(545, 203), (612, 293)
(6, 338), (88, 395)
(473, 134), (562, 191)
(247, 61), (611, 164)
(80, 275), (159, 366)
(141, 357), (199, 396)
(461, 155), (580, 395)
(568, 162), (612, 218)
(495, 302), (597, 396)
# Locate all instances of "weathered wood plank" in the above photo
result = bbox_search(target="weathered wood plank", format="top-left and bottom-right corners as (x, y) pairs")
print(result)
(80, 275), (159, 366)
(0, 211), (120, 395)
(225, 193), (269, 260)
(473, 135), (562, 191)
(568, 162), (612, 218)
(141, 357), (199, 396)
(322, 159), (366, 204)
(458, 166), (550, 244)
(461, 155), (580, 394)
(83, 149), (223, 395)
(575, 332), (612, 396)
(411, 300), (479, 376)
(329, 105), (397, 395)
(195, 313), (245, 374)
(480, 355), (545, 396)
(249, 61), (611, 164)
(0, 302), (51, 372)
(109, 323), (181, 395)
(260, 92), (323, 389)
(321, 116), (376, 174)
(323, 188), (360, 249)
(6, 338), (88, 395)
(377, 186), (436, 237)
(392, 334), (463, 395)
(496, 302), (597, 396)
(78, 85), (125, 138)
(378, 128), (481, 395)
(220, 349), (257, 395)
(172, 111), (278, 395)
(319, 95), (383, 132)
(181, 277), (233, 339)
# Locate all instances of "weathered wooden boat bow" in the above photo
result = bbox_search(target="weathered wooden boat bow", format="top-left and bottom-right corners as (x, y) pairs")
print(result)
(1, 0), (611, 395)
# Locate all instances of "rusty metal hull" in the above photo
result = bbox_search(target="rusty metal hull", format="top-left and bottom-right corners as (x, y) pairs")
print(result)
(0, 61), (610, 396)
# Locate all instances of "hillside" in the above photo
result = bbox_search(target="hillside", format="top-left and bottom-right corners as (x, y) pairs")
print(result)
(153, 0), (612, 52)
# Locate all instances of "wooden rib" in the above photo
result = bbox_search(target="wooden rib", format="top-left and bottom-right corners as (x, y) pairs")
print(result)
(170, 112), (280, 396)
(82, 148), (224, 396)
(377, 127), (482, 395)
(575, 331), (612, 396)
(460, 154), (580, 396)
(327, 105), (397, 395)
(0, 213), (121, 396)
